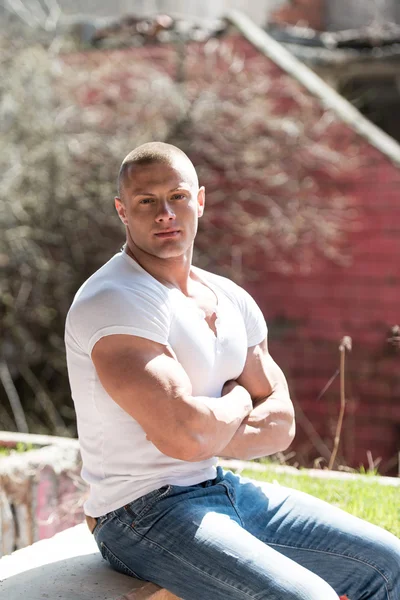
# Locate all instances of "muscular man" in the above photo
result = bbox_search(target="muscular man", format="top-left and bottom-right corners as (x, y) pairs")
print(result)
(65, 142), (400, 600)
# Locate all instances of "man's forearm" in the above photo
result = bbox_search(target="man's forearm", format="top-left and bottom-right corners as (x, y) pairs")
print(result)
(218, 391), (295, 460)
(145, 384), (252, 462)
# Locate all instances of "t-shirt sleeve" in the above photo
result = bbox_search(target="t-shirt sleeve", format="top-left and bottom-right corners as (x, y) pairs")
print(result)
(66, 284), (171, 356)
(232, 283), (268, 348)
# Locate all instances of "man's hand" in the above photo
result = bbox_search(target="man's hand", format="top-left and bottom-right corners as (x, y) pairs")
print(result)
(221, 380), (253, 414)
(222, 380), (253, 410)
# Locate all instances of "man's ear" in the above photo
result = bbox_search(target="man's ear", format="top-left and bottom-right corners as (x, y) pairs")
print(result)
(197, 186), (205, 218)
(115, 197), (128, 225)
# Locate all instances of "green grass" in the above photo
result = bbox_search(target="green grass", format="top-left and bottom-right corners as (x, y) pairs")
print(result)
(238, 468), (400, 538)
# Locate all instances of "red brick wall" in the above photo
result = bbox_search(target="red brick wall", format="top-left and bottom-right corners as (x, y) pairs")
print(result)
(198, 34), (399, 473)
(247, 144), (400, 473)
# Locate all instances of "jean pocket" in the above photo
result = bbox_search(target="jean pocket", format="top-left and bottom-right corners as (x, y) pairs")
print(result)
(100, 541), (146, 580)
(124, 485), (173, 523)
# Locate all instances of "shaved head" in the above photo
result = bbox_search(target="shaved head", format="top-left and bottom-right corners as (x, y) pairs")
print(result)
(117, 142), (199, 198)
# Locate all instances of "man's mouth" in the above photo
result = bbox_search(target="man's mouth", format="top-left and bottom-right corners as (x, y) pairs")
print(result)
(154, 230), (181, 239)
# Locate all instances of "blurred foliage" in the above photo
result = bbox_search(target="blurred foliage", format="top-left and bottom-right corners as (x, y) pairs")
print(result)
(0, 18), (187, 435)
(0, 12), (361, 437)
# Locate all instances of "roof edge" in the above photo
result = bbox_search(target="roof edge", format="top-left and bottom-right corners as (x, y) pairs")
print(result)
(226, 9), (400, 168)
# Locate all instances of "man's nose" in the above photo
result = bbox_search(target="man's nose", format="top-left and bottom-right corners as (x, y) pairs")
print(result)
(155, 201), (175, 221)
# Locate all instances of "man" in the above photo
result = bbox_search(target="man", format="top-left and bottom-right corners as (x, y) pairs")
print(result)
(65, 142), (400, 600)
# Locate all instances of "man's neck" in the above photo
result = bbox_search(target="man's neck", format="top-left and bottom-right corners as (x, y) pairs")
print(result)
(125, 242), (194, 295)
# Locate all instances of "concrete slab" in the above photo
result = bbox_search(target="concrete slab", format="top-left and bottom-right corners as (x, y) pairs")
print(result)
(0, 523), (180, 600)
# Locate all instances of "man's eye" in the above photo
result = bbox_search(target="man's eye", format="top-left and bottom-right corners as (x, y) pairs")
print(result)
(171, 194), (186, 200)
(139, 198), (152, 204)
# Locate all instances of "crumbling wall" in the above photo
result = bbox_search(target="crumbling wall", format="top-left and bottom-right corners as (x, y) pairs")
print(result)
(0, 435), (86, 556)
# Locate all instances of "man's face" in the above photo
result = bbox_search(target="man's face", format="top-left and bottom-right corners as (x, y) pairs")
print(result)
(115, 160), (205, 259)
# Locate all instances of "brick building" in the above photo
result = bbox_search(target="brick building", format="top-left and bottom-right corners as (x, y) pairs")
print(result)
(61, 10), (400, 473)
(223, 14), (400, 473)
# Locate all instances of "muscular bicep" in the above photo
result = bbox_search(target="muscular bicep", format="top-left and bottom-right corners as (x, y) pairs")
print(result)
(91, 334), (194, 453)
(237, 337), (289, 403)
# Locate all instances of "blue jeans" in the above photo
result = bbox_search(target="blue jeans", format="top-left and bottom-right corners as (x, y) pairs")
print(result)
(93, 467), (400, 599)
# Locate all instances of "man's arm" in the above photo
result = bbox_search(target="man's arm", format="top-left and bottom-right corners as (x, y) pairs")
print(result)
(219, 337), (295, 460)
(91, 334), (253, 462)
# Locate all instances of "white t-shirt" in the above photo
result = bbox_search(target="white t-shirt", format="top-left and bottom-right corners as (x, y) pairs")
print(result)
(65, 251), (267, 517)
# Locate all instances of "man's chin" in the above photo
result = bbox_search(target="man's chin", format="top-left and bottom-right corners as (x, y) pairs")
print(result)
(155, 248), (187, 259)
(150, 239), (190, 259)
(130, 239), (191, 261)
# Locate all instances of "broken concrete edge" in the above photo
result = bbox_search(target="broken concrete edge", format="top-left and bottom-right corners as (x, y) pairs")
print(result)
(0, 432), (81, 495)
(0, 435), (84, 556)
(0, 443), (80, 473)
(0, 430), (80, 450)
(219, 458), (400, 486)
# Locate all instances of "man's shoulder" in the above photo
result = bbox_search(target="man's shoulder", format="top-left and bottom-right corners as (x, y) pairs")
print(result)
(65, 253), (172, 350)
(70, 253), (124, 307)
(68, 253), (168, 319)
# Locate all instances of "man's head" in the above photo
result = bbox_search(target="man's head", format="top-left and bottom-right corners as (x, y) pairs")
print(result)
(117, 142), (199, 199)
(115, 142), (205, 260)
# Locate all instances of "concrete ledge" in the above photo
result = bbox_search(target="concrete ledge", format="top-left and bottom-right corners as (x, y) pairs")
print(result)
(0, 523), (180, 600)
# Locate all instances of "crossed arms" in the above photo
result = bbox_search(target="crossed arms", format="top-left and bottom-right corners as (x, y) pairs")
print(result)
(91, 334), (295, 462)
